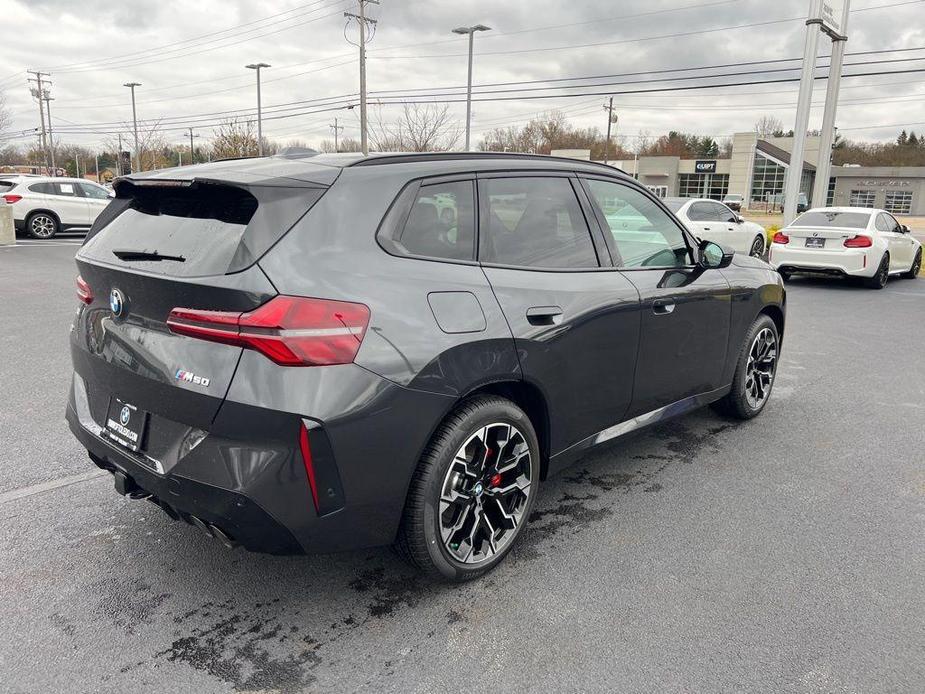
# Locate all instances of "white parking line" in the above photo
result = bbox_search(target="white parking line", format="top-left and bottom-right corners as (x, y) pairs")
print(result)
(0, 241), (83, 248)
(0, 469), (108, 504)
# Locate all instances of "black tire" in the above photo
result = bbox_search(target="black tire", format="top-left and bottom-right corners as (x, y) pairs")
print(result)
(395, 395), (541, 582)
(749, 235), (765, 258)
(711, 314), (779, 421)
(864, 253), (889, 289)
(25, 211), (59, 239)
(901, 249), (921, 279)
(778, 270), (791, 282)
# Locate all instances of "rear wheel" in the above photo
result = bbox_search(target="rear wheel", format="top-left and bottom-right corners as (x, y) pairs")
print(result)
(26, 212), (59, 239)
(396, 396), (540, 582)
(902, 249), (921, 279)
(749, 235), (765, 258)
(712, 314), (779, 420)
(864, 253), (889, 289)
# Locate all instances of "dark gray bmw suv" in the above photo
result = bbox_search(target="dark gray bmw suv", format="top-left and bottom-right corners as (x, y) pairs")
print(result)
(67, 152), (785, 581)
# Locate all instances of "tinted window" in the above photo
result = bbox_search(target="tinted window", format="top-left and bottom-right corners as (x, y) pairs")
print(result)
(585, 179), (691, 268)
(398, 181), (475, 261)
(480, 177), (598, 269)
(874, 214), (892, 232)
(791, 211), (870, 229)
(687, 202), (716, 222)
(28, 182), (56, 195)
(55, 182), (80, 197)
(79, 182), (111, 200)
(712, 202), (737, 223)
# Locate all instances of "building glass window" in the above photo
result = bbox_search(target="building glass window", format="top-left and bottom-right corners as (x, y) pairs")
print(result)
(849, 190), (876, 208)
(884, 190), (913, 215)
(750, 153), (786, 205)
(677, 173), (729, 199)
(826, 177), (836, 207)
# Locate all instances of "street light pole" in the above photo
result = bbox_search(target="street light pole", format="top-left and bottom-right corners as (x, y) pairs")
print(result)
(452, 24), (491, 151)
(123, 82), (141, 173)
(245, 63), (270, 156)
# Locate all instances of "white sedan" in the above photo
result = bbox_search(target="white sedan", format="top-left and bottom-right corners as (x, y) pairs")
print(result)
(768, 207), (922, 289)
(663, 197), (767, 257)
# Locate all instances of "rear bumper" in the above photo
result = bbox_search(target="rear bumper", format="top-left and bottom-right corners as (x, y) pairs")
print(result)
(768, 245), (876, 277)
(67, 358), (457, 555)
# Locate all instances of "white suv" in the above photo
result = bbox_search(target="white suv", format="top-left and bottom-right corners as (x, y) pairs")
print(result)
(0, 175), (112, 239)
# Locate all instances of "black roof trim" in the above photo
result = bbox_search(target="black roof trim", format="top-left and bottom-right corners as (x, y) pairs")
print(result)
(347, 151), (626, 173)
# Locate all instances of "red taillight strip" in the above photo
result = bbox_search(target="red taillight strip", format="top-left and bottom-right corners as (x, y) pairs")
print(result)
(844, 235), (873, 248)
(299, 422), (320, 512)
(76, 275), (93, 304)
(772, 232), (790, 244)
(2, 194), (22, 204)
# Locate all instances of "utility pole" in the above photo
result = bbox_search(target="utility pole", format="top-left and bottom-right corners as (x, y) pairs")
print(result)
(345, 0), (379, 155)
(452, 24), (491, 151)
(43, 91), (57, 174)
(76, 154), (81, 179)
(603, 96), (617, 165)
(117, 133), (123, 176)
(812, 0), (851, 208)
(188, 128), (198, 164)
(95, 155), (100, 182)
(123, 82), (142, 173)
(783, 0), (823, 224)
(245, 63), (271, 156)
(27, 71), (51, 173)
(330, 117), (343, 151)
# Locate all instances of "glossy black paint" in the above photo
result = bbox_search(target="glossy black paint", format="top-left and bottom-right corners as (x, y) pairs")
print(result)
(67, 152), (785, 555)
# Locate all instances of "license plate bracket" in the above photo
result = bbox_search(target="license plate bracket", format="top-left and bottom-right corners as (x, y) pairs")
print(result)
(805, 237), (825, 248)
(104, 397), (149, 453)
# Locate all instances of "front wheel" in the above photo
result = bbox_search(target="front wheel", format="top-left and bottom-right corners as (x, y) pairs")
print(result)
(396, 396), (541, 582)
(864, 253), (889, 289)
(901, 249), (921, 279)
(712, 314), (779, 420)
(749, 235), (765, 258)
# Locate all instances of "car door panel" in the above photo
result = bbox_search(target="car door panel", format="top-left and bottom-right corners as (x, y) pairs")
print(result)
(53, 181), (92, 226)
(476, 174), (642, 460)
(580, 178), (733, 418)
(78, 182), (112, 225)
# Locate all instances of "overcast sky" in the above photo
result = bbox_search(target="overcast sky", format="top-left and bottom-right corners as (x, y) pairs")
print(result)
(2, 0), (924, 152)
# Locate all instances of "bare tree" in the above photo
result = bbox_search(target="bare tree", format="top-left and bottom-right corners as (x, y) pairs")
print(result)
(369, 103), (460, 152)
(0, 89), (10, 138)
(212, 118), (259, 159)
(754, 115), (784, 139)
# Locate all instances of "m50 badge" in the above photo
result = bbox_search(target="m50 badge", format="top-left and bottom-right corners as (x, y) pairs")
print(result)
(175, 369), (210, 387)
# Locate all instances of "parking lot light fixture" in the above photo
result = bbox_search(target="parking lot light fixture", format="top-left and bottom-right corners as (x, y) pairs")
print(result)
(452, 24), (491, 151)
(245, 63), (271, 157)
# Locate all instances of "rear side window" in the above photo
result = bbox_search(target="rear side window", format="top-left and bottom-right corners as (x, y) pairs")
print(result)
(79, 182), (324, 278)
(28, 182), (56, 194)
(687, 202), (716, 222)
(398, 181), (475, 261)
(479, 177), (598, 269)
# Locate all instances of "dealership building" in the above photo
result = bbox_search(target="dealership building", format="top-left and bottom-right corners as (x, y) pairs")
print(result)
(590, 131), (925, 215)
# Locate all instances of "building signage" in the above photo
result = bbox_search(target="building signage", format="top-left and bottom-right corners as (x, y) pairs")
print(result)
(859, 180), (912, 187)
(694, 160), (717, 174)
(819, 0), (845, 34)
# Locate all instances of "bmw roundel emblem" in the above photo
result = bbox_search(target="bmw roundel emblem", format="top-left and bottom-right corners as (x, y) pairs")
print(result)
(109, 288), (125, 317)
(119, 405), (131, 426)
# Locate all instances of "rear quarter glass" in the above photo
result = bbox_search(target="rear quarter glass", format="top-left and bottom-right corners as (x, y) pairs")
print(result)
(78, 182), (326, 277)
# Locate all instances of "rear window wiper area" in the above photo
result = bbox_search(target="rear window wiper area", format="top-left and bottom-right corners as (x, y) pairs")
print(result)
(113, 249), (186, 263)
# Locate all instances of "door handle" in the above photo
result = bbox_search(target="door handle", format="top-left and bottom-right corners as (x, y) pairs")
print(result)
(526, 306), (563, 326)
(652, 299), (675, 315)
(703, 227), (711, 231)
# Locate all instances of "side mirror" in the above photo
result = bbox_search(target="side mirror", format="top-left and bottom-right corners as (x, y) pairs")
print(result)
(736, 214), (745, 224)
(699, 240), (733, 269)
(901, 224), (910, 234)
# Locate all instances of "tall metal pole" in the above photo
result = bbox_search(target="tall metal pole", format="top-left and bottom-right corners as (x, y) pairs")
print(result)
(783, 0), (822, 225)
(124, 83), (141, 173)
(27, 71), (51, 173)
(44, 93), (56, 174)
(330, 117), (343, 151)
(812, 0), (851, 208)
(117, 133), (123, 176)
(346, 1), (378, 155)
(95, 154), (99, 182)
(189, 128), (195, 164)
(245, 63), (270, 156)
(452, 25), (490, 152)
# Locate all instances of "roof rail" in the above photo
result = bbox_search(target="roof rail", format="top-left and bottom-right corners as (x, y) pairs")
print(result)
(347, 151), (626, 173)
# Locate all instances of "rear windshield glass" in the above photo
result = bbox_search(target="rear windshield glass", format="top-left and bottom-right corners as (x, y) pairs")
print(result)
(791, 211), (870, 229)
(724, 194), (743, 201)
(0, 181), (14, 191)
(79, 182), (323, 277)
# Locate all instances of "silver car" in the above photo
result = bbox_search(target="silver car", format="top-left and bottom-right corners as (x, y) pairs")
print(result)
(0, 175), (112, 239)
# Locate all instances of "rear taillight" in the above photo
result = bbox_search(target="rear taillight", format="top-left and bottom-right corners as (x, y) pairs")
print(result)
(76, 275), (93, 304)
(167, 295), (370, 367)
(1, 194), (22, 204)
(844, 235), (872, 248)
(772, 232), (790, 244)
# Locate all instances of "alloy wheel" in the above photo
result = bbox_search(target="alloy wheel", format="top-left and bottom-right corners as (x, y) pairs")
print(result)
(29, 214), (56, 238)
(912, 252), (922, 277)
(749, 236), (764, 258)
(439, 422), (532, 565)
(744, 327), (777, 410)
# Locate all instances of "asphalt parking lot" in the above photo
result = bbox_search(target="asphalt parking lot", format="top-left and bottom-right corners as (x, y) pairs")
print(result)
(1, 234), (924, 693)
